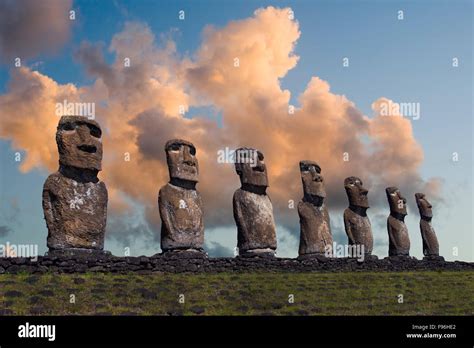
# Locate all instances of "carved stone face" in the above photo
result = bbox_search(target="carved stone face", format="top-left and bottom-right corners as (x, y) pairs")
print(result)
(300, 161), (326, 198)
(235, 148), (268, 187)
(415, 193), (433, 218)
(344, 176), (369, 208)
(56, 116), (103, 171)
(386, 187), (407, 215)
(165, 139), (199, 183)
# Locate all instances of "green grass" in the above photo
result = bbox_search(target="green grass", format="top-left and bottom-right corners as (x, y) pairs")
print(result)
(0, 271), (472, 315)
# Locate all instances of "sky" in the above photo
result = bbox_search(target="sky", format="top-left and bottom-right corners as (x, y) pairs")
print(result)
(0, 0), (472, 261)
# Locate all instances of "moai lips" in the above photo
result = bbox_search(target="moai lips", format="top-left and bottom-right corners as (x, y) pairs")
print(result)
(386, 187), (410, 256)
(415, 193), (441, 258)
(158, 139), (204, 253)
(297, 161), (333, 257)
(232, 148), (277, 256)
(43, 116), (108, 254)
(343, 176), (373, 255)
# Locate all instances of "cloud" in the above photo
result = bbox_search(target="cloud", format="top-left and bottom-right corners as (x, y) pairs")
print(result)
(0, 7), (442, 248)
(204, 241), (233, 257)
(0, 0), (73, 62)
(0, 226), (11, 238)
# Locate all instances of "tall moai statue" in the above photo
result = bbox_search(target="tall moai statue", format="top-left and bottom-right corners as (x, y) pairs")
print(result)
(232, 147), (277, 257)
(415, 193), (442, 260)
(386, 187), (410, 256)
(298, 161), (333, 257)
(42, 116), (108, 256)
(343, 177), (373, 256)
(158, 139), (204, 254)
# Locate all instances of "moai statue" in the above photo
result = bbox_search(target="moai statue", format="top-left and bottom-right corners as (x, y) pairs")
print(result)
(42, 116), (108, 256)
(232, 147), (277, 257)
(298, 161), (333, 257)
(415, 193), (442, 260)
(158, 139), (204, 254)
(386, 187), (410, 257)
(343, 177), (374, 256)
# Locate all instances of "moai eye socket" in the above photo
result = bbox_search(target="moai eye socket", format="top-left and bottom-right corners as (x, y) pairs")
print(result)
(189, 146), (196, 156)
(257, 152), (264, 161)
(62, 122), (76, 131)
(88, 124), (101, 138)
(170, 144), (181, 151)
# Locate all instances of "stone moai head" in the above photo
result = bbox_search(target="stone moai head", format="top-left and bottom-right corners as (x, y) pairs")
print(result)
(344, 176), (369, 208)
(386, 187), (407, 216)
(300, 161), (325, 201)
(234, 147), (268, 188)
(165, 139), (199, 183)
(56, 116), (103, 171)
(415, 193), (433, 219)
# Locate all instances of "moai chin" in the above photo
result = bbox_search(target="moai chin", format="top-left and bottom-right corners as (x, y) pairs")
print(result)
(415, 193), (442, 260)
(42, 116), (108, 256)
(158, 139), (204, 254)
(343, 176), (373, 256)
(232, 147), (277, 257)
(386, 187), (410, 257)
(297, 161), (333, 257)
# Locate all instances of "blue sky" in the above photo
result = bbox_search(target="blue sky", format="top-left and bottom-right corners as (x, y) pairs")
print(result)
(0, 0), (472, 260)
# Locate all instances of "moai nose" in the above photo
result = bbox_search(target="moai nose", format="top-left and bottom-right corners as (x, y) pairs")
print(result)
(183, 146), (194, 165)
(77, 124), (90, 141)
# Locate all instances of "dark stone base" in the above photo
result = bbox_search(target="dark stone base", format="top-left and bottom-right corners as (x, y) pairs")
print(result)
(0, 255), (471, 274)
(155, 249), (208, 259)
(46, 248), (111, 259)
(297, 253), (329, 262)
(238, 251), (276, 258)
(423, 255), (445, 262)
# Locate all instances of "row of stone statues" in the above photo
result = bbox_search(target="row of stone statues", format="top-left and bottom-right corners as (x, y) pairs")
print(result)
(42, 116), (441, 259)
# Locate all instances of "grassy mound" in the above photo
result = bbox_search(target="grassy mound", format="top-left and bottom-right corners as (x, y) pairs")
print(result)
(0, 271), (472, 315)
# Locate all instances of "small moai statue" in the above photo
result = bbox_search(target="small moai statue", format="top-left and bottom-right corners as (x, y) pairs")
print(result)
(343, 176), (374, 256)
(386, 187), (410, 257)
(232, 147), (277, 257)
(415, 193), (443, 260)
(158, 139), (204, 254)
(297, 161), (333, 257)
(42, 116), (108, 256)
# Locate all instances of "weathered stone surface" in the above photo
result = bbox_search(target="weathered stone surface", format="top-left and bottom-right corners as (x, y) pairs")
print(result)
(158, 139), (204, 252)
(415, 193), (440, 257)
(233, 148), (277, 256)
(0, 255), (471, 273)
(43, 116), (108, 252)
(386, 187), (410, 256)
(298, 161), (332, 256)
(343, 176), (373, 255)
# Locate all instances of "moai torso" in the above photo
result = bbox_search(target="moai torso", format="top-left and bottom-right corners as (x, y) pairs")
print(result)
(387, 215), (410, 256)
(298, 201), (332, 255)
(343, 208), (373, 254)
(232, 147), (277, 255)
(159, 182), (204, 251)
(233, 188), (277, 252)
(42, 116), (108, 252)
(420, 220), (439, 256)
(297, 161), (332, 256)
(43, 171), (107, 250)
(158, 139), (204, 252)
(386, 187), (410, 256)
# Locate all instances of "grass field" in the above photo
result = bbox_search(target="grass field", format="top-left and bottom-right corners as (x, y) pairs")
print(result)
(0, 271), (472, 315)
